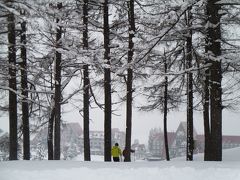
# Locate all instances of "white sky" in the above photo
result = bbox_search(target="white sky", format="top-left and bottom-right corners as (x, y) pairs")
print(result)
(1, 104), (240, 145)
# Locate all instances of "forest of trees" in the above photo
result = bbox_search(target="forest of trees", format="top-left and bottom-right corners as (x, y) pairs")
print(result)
(0, 0), (240, 162)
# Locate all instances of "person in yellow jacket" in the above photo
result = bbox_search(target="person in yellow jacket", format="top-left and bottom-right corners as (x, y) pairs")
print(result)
(111, 143), (122, 162)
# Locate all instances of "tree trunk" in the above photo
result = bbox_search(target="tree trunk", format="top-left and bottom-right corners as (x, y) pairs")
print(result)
(204, 0), (222, 161)
(163, 53), (170, 161)
(8, 2), (18, 160)
(48, 106), (54, 160)
(203, 67), (212, 160)
(54, 2), (63, 160)
(83, 0), (91, 161)
(103, 0), (112, 162)
(20, 11), (30, 160)
(124, 0), (135, 162)
(186, 7), (194, 161)
(48, 57), (54, 160)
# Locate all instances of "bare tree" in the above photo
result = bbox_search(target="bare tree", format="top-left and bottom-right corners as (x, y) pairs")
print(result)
(124, 0), (135, 162)
(185, 6), (194, 161)
(204, 0), (222, 161)
(20, 10), (30, 160)
(82, 0), (91, 161)
(163, 52), (170, 161)
(103, 0), (112, 162)
(7, 0), (18, 160)
(48, 105), (54, 160)
(54, 2), (63, 160)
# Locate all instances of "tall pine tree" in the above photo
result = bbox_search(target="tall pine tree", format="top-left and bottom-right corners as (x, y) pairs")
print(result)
(20, 10), (30, 160)
(8, 0), (18, 160)
(124, 0), (135, 162)
(54, 2), (63, 160)
(103, 0), (112, 162)
(204, 0), (222, 161)
(83, 0), (91, 161)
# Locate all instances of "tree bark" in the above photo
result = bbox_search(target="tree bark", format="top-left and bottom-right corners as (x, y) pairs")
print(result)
(48, 106), (54, 160)
(203, 67), (212, 160)
(20, 11), (30, 160)
(54, 2), (63, 160)
(103, 0), (112, 162)
(83, 0), (91, 161)
(186, 7), (194, 161)
(163, 53), (170, 161)
(8, 2), (18, 160)
(204, 0), (222, 161)
(124, 0), (135, 162)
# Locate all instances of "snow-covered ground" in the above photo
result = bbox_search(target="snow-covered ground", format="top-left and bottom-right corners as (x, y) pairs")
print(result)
(1, 148), (240, 180)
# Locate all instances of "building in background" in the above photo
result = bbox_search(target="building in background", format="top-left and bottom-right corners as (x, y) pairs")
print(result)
(31, 122), (83, 160)
(79, 128), (126, 155)
(170, 122), (198, 158)
(131, 139), (147, 160)
(148, 122), (240, 160)
(31, 123), (146, 160)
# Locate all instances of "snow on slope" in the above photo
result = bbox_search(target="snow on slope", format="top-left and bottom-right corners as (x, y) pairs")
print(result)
(1, 147), (240, 180)
(174, 146), (240, 161)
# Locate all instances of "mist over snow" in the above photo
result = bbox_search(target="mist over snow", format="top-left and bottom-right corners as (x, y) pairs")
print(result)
(1, 147), (240, 180)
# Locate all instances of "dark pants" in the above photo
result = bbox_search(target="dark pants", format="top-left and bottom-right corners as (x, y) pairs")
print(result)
(113, 157), (120, 162)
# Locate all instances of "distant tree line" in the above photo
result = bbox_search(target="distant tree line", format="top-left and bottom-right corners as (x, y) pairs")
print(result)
(0, 0), (240, 162)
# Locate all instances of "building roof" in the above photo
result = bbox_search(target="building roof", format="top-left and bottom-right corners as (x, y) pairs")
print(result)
(222, 136), (240, 143)
(150, 122), (240, 146)
(89, 131), (104, 138)
(196, 135), (240, 144)
(177, 121), (198, 138)
(151, 132), (176, 146)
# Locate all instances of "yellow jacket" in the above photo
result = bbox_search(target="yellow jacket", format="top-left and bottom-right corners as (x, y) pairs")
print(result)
(111, 146), (122, 157)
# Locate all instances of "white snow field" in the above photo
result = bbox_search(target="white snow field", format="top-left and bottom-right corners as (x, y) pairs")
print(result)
(1, 147), (240, 180)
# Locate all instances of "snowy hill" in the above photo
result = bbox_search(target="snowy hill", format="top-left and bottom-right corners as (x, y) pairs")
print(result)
(172, 146), (240, 161)
(1, 147), (240, 180)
